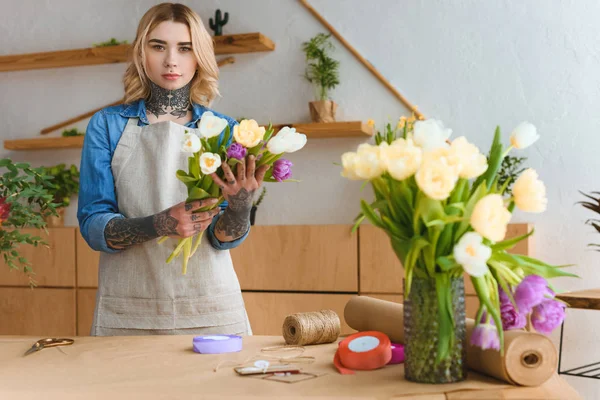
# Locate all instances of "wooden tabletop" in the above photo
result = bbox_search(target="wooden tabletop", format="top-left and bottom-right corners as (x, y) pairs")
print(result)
(0, 335), (581, 400)
(556, 288), (600, 310)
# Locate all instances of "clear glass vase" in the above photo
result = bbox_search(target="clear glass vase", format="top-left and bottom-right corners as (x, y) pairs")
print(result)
(403, 276), (468, 383)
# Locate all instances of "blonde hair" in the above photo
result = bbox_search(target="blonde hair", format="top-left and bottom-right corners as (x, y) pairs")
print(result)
(123, 3), (219, 106)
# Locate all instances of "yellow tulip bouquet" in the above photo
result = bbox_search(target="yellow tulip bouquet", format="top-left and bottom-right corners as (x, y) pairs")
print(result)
(341, 116), (576, 382)
(158, 112), (306, 274)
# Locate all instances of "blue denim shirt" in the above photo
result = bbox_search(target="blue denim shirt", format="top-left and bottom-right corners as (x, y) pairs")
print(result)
(77, 99), (249, 254)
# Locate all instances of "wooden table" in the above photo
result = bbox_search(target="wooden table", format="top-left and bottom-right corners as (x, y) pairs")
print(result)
(556, 288), (600, 379)
(0, 335), (580, 399)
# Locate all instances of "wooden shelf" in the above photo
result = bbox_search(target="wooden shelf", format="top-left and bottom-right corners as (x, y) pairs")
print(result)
(0, 33), (275, 72)
(4, 136), (84, 150)
(267, 121), (374, 138)
(4, 121), (372, 151)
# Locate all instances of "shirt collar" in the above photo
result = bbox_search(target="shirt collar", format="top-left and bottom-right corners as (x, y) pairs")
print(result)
(119, 99), (207, 126)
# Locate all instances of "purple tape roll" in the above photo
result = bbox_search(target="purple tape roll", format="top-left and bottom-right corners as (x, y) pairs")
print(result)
(387, 343), (405, 364)
(192, 335), (243, 354)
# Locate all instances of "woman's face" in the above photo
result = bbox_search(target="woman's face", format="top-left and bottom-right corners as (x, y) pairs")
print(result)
(144, 21), (198, 90)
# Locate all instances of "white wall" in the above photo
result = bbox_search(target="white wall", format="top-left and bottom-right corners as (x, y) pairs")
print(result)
(1, 0), (598, 397)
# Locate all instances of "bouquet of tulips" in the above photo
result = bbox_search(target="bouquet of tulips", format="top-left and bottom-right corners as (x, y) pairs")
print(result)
(341, 115), (577, 363)
(159, 112), (307, 274)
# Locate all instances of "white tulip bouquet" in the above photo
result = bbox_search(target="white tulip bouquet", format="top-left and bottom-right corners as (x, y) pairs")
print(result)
(342, 116), (576, 364)
(159, 112), (307, 274)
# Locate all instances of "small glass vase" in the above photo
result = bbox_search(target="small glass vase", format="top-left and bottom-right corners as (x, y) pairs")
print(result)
(403, 276), (467, 383)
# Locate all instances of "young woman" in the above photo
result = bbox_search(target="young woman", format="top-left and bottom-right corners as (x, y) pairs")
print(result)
(77, 3), (267, 336)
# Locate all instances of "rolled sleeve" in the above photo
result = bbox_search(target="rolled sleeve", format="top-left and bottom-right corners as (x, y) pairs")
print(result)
(206, 211), (250, 250)
(77, 110), (125, 253)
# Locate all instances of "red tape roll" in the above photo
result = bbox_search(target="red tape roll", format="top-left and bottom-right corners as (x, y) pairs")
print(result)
(334, 331), (392, 375)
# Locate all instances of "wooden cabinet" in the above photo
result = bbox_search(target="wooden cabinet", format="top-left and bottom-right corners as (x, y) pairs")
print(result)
(243, 292), (355, 335)
(231, 225), (358, 292)
(0, 224), (534, 337)
(76, 231), (99, 288)
(0, 228), (76, 287)
(0, 287), (75, 336)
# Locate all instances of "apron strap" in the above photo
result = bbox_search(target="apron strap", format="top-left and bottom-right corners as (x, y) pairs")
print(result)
(126, 117), (140, 128)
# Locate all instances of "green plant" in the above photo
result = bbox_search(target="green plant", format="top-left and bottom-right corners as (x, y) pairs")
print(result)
(42, 164), (80, 208)
(496, 155), (527, 196)
(578, 191), (600, 251)
(253, 187), (267, 207)
(0, 159), (59, 285)
(302, 33), (340, 101)
(61, 128), (85, 137)
(209, 9), (229, 36)
(93, 38), (128, 47)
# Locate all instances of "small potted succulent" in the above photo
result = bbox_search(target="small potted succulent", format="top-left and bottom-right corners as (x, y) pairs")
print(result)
(41, 164), (80, 227)
(302, 33), (340, 123)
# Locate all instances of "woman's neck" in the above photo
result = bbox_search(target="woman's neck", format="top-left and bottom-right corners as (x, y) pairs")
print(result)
(146, 81), (192, 119)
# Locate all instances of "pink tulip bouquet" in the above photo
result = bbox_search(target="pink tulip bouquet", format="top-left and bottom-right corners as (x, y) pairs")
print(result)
(158, 112), (307, 274)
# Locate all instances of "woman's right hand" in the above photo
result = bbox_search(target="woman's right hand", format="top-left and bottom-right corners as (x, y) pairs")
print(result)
(153, 198), (220, 239)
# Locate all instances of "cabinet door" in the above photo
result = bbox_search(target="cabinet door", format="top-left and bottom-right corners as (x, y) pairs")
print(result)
(0, 228), (76, 287)
(77, 288), (97, 336)
(76, 229), (99, 288)
(232, 225), (358, 292)
(0, 288), (75, 335)
(359, 223), (533, 295)
(242, 292), (355, 336)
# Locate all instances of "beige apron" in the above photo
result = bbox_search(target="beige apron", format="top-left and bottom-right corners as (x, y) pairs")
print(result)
(91, 117), (252, 337)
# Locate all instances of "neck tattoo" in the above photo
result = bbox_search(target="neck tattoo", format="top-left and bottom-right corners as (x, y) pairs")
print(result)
(146, 81), (191, 119)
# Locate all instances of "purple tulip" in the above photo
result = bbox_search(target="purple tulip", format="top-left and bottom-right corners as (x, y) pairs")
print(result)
(272, 159), (293, 182)
(227, 143), (247, 160)
(470, 322), (500, 351)
(514, 275), (553, 313)
(531, 299), (566, 335)
(500, 302), (527, 330)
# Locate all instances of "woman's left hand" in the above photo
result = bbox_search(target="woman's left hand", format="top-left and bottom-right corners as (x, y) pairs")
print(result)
(210, 154), (269, 213)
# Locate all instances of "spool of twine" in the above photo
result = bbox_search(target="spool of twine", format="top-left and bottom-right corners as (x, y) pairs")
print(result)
(282, 309), (341, 345)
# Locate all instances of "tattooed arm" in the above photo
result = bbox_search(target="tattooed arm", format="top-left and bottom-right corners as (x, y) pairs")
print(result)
(104, 198), (220, 251)
(211, 155), (269, 244)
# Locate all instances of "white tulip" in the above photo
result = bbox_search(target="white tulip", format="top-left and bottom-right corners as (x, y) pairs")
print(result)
(199, 111), (229, 139)
(453, 232), (491, 277)
(181, 132), (201, 153)
(510, 122), (539, 149)
(413, 119), (452, 151)
(267, 127), (307, 154)
(199, 152), (221, 174)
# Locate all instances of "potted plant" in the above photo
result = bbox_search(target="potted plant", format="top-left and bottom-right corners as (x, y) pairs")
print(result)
(42, 164), (80, 227)
(578, 191), (600, 251)
(0, 159), (59, 285)
(496, 155), (527, 196)
(302, 33), (340, 123)
(250, 187), (266, 226)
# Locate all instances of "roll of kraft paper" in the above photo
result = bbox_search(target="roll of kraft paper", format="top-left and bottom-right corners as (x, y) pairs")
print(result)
(334, 331), (392, 375)
(193, 335), (242, 354)
(344, 296), (557, 386)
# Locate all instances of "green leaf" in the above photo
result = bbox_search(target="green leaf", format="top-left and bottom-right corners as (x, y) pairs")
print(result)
(188, 187), (210, 200)
(360, 200), (386, 230)
(491, 229), (534, 252)
(436, 255), (458, 272)
(404, 237), (430, 295)
(0, 159), (11, 167)
(435, 273), (453, 363)
(473, 127), (503, 193)
(188, 156), (200, 179)
(176, 170), (197, 184)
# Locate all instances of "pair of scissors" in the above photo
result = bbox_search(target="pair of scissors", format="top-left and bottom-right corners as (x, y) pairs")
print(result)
(23, 338), (74, 356)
